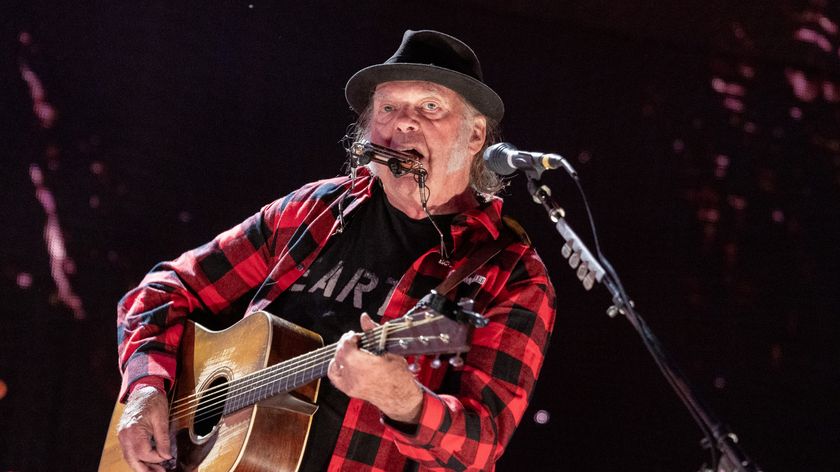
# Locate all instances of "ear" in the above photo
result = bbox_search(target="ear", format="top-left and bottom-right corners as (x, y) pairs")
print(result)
(467, 115), (487, 156)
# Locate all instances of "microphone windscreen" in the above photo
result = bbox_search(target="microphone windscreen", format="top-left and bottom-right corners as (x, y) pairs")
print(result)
(483, 142), (518, 175)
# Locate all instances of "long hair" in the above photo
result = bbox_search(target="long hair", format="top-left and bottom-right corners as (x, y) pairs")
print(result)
(346, 98), (505, 198)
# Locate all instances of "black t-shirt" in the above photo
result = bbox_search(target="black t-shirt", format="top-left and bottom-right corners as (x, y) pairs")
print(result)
(267, 182), (453, 471)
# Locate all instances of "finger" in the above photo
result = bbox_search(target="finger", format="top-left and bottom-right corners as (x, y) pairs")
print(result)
(145, 461), (166, 472)
(359, 312), (379, 331)
(336, 331), (360, 356)
(119, 430), (155, 472)
(124, 455), (152, 472)
(135, 440), (168, 463)
(120, 427), (168, 462)
(150, 415), (172, 460)
(327, 359), (343, 387)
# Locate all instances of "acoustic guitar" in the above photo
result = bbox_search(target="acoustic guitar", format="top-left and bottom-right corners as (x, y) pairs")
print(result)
(99, 292), (485, 471)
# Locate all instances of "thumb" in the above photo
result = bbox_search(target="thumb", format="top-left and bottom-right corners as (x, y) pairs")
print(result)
(359, 312), (379, 331)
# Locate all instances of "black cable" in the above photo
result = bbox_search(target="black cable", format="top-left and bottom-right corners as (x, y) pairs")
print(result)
(564, 172), (721, 469)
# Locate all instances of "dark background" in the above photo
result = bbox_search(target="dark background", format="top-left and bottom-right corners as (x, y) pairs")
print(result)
(3, 1), (839, 470)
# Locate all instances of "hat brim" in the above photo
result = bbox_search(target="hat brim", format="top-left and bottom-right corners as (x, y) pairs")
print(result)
(345, 63), (504, 122)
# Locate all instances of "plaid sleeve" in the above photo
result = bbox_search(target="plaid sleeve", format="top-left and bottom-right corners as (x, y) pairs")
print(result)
(115, 198), (285, 402)
(386, 248), (556, 470)
(115, 176), (361, 403)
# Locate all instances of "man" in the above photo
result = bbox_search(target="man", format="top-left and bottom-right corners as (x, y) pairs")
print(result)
(116, 30), (556, 471)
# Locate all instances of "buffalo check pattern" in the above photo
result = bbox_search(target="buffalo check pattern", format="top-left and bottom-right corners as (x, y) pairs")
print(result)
(117, 168), (556, 471)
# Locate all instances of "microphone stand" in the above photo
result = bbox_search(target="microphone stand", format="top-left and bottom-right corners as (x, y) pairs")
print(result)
(523, 169), (762, 472)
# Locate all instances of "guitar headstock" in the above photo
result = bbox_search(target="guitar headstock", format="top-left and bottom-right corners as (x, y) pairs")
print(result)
(359, 291), (487, 358)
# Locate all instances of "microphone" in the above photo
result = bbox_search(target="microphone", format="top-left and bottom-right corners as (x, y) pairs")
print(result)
(483, 142), (577, 178)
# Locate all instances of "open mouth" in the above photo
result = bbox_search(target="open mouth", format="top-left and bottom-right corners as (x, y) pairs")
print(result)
(398, 148), (425, 160)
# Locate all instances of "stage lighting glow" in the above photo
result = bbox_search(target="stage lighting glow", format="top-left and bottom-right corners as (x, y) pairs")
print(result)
(17, 272), (33, 289)
(794, 28), (833, 53)
(534, 409), (550, 425)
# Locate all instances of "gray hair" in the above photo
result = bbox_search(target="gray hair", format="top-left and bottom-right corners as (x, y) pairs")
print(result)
(347, 98), (505, 198)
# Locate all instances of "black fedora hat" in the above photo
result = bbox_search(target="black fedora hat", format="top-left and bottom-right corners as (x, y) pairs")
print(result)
(345, 30), (504, 122)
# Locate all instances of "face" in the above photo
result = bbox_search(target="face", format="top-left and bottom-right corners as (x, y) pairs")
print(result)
(366, 81), (487, 216)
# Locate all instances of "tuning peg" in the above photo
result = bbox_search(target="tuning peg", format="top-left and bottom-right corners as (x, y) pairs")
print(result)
(431, 356), (442, 369)
(449, 354), (464, 368)
(408, 361), (421, 373)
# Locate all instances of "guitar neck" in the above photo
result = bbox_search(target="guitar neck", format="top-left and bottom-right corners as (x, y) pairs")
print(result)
(223, 343), (338, 414)
(182, 307), (469, 416)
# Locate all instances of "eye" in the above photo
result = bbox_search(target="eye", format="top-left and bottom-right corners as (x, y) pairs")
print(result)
(381, 104), (395, 113)
(422, 102), (440, 111)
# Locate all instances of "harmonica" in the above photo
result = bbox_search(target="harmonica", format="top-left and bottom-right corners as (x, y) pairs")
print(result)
(350, 141), (427, 178)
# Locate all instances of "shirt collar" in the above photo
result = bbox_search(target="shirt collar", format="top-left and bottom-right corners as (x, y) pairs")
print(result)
(454, 197), (503, 239)
(353, 169), (504, 240)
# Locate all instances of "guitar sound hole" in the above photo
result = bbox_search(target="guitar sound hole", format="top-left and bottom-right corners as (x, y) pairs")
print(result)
(193, 376), (229, 437)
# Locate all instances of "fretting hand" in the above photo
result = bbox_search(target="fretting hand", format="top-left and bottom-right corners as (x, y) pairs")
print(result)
(328, 313), (424, 423)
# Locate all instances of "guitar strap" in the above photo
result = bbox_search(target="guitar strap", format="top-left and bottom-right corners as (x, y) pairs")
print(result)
(434, 216), (528, 297)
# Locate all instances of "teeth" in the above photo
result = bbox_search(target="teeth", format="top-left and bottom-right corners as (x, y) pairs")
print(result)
(404, 149), (423, 159)
(392, 145), (424, 159)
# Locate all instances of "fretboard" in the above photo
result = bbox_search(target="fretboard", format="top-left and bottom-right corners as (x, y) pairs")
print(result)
(222, 343), (339, 414)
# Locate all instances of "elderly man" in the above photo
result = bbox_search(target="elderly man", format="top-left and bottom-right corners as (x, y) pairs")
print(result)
(114, 30), (555, 471)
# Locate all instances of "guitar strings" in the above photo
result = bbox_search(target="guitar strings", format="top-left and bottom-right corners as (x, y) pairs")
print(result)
(170, 344), (335, 424)
(174, 332), (440, 426)
(171, 316), (442, 425)
(169, 342), (337, 412)
(170, 319), (440, 426)
(167, 317), (416, 416)
(173, 311), (443, 414)
(168, 315), (447, 424)
(168, 318), (403, 412)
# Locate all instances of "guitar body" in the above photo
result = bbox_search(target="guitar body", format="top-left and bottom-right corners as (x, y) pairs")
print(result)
(99, 311), (323, 472)
(100, 291), (479, 471)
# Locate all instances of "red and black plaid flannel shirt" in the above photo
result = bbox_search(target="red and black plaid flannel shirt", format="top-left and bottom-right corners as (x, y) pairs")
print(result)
(117, 168), (556, 471)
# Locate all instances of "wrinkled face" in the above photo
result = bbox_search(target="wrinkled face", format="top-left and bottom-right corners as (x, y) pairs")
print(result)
(368, 81), (486, 214)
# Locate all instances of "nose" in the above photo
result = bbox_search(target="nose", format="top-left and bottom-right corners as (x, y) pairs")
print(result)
(393, 106), (419, 133)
